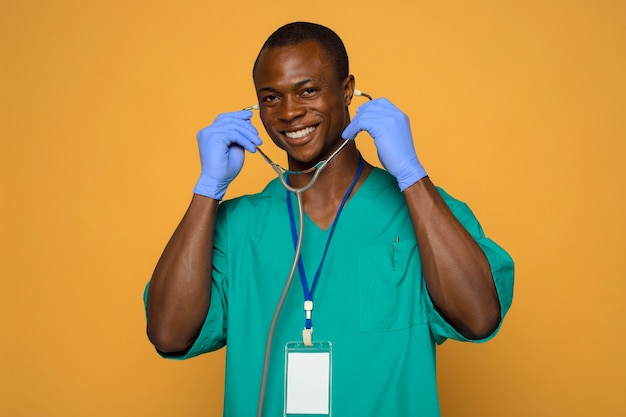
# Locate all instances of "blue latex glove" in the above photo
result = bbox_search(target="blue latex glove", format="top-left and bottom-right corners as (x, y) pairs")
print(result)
(342, 98), (427, 191)
(193, 110), (262, 200)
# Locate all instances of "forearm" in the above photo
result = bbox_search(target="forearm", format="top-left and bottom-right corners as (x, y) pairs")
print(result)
(146, 194), (219, 353)
(404, 178), (501, 339)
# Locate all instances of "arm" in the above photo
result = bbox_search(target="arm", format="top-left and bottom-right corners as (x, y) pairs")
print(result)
(403, 178), (500, 339)
(343, 99), (500, 339)
(146, 195), (218, 353)
(146, 110), (261, 353)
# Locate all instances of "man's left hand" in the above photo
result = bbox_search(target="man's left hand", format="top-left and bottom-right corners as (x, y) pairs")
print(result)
(342, 98), (427, 191)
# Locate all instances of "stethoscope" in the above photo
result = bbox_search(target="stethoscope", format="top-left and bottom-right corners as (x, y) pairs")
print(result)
(244, 90), (373, 417)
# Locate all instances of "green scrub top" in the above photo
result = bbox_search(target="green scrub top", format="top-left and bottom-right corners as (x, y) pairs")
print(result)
(147, 167), (514, 417)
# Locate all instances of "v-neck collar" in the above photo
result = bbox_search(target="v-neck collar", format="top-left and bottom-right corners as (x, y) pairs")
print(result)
(285, 163), (375, 232)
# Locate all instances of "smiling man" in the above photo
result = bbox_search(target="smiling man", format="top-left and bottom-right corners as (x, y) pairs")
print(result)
(145, 22), (514, 417)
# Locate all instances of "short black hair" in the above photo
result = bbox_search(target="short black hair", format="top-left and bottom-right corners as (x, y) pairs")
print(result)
(253, 22), (349, 82)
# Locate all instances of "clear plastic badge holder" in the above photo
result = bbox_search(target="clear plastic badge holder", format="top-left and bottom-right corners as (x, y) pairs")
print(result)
(284, 341), (332, 417)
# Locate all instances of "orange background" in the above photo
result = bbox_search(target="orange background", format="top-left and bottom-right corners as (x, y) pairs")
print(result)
(2, 1), (625, 416)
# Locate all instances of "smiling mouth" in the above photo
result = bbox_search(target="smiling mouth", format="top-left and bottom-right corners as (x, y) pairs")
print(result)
(284, 126), (316, 139)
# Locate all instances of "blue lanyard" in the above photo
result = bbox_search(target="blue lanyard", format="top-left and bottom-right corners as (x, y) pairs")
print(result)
(286, 156), (364, 330)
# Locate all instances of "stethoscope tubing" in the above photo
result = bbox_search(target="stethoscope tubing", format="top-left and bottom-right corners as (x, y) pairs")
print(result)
(252, 91), (372, 417)
(257, 158), (327, 417)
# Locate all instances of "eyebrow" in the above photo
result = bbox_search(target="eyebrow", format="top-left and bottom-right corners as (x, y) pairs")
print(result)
(256, 78), (316, 94)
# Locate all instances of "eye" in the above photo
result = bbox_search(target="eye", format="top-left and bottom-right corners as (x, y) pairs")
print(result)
(301, 87), (319, 96)
(260, 94), (280, 107)
(263, 94), (278, 102)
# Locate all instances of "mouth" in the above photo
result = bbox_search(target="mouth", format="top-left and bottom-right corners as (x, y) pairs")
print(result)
(283, 125), (317, 140)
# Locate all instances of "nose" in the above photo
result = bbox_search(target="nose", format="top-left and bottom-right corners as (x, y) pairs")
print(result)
(277, 96), (305, 122)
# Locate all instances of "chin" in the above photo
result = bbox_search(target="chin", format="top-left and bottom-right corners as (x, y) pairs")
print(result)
(288, 151), (320, 168)
(282, 141), (324, 165)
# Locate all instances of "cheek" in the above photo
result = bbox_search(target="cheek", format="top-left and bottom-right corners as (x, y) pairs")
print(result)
(327, 103), (348, 127)
(259, 110), (273, 130)
(259, 111), (284, 146)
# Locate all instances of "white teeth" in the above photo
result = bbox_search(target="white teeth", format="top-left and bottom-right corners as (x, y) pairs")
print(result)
(285, 126), (315, 139)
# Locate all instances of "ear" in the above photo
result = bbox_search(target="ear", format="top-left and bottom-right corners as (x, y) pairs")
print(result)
(343, 75), (356, 106)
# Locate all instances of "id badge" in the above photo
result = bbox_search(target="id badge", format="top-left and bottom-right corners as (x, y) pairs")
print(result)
(284, 341), (332, 417)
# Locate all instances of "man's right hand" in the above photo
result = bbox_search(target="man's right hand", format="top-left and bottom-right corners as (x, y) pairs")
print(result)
(193, 110), (262, 200)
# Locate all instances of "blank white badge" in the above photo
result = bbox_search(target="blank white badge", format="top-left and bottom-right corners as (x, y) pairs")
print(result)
(285, 342), (331, 416)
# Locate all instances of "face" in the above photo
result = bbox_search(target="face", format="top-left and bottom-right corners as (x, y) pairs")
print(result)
(253, 41), (355, 168)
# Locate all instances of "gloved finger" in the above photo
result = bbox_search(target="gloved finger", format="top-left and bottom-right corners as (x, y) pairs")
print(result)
(353, 97), (397, 115)
(341, 120), (364, 141)
(342, 110), (390, 140)
(343, 98), (402, 139)
(209, 125), (262, 153)
(215, 109), (254, 122)
(229, 129), (262, 153)
(197, 121), (262, 153)
(209, 112), (262, 146)
(353, 99), (406, 123)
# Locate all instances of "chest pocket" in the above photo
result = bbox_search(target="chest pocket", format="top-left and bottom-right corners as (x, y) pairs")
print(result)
(357, 241), (427, 333)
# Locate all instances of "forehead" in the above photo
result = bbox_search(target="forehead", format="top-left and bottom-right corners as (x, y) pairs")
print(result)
(253, 41), (336, 88)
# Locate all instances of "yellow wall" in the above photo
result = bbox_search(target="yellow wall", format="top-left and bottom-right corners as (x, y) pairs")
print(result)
(2, 1), (625, 416)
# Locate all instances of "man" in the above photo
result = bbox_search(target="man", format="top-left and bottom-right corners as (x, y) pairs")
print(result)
(145, 21), (514, 417)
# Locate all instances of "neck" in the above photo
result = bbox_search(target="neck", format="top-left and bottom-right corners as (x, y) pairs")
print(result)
(287, 143), (373, 229)
(287, 141), (365, 193)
